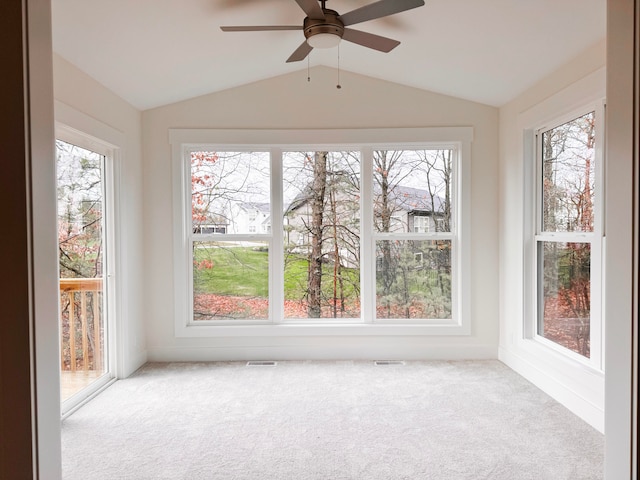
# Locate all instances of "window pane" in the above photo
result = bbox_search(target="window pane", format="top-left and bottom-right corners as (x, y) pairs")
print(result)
(191, 151), (270, 235)
(373, 150), (453, 233)
(538, 241), (590, 357)
(283, 151), (361, 318)
(541, 112), (595, 233)
(376, 240), (452, 319)
(193, 241), (269, 320)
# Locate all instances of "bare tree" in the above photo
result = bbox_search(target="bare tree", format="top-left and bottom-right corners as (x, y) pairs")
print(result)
(374, 149), (453, 319)
(540, 112), (595, 356)
(283, 151), (360, 318)
(307, 152), (328, 317)
(191, 151), (269, 233)
(56, 140), (104, 279)
(190, 151), (271, 321)
(373, 150), (407, 316)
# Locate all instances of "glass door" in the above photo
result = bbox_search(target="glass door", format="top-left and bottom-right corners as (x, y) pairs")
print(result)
(56, 138), (112, 407)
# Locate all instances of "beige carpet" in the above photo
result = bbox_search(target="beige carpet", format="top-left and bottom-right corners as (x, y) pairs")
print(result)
(62, 360), (603, 479)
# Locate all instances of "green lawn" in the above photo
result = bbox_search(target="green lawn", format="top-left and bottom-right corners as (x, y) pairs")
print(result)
(284, 254), (360, 301)
(193, 244), (359, 302)
(193, 244), (269, 297)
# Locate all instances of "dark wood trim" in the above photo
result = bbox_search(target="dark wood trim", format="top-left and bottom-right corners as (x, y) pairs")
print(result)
(634, 0), (640, 475)
(0, 1), (36, 478)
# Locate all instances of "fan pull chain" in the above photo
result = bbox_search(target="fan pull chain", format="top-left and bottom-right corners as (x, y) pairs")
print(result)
(336, 44), (342, 89)
(307, 54), (311, 82)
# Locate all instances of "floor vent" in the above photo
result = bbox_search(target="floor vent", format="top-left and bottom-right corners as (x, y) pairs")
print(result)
(374, 360), (405, 366)
(246, 361), (277, 367)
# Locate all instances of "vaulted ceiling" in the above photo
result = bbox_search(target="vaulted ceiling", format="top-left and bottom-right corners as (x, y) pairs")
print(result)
(52, 0), (606, 110)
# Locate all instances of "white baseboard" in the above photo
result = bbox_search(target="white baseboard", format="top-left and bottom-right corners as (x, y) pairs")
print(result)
(499, 346), (604, 432)
(147, 344), (498, 363)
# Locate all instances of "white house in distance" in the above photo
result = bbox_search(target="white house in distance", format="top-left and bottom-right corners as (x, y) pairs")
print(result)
(281, 183), (446, 271)
(198, 184), (448, 239)
(231, 201), (271, 234)
(284, 183), (447, 248)
(193, 201), (271, 235)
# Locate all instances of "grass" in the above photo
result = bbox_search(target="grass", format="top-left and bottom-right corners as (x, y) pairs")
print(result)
(193, 244), (451, 319)
(193, 244), (359, 302)
(194, 244), (269, 297)
(284, 254), (360, 301)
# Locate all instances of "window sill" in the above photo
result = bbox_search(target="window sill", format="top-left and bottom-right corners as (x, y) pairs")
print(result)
(517, 335), (604, 377)
(175, 321), (470, 338)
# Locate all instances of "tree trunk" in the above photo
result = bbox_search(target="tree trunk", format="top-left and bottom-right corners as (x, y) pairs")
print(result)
(378, 154), (395, 316)
(331, 186), (339, 318)
(307, 152), (327, 318)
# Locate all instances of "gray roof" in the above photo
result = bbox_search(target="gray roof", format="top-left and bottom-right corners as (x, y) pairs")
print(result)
(286, 183), (445, 215)
(390, 185), (446, 214)
(239, 201), (270, 214)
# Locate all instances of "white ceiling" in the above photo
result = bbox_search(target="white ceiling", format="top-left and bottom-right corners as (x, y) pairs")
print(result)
(51, 0), (606, 111)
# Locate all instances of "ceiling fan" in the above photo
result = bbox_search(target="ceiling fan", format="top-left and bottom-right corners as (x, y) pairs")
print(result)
(220, 0), (426, 63)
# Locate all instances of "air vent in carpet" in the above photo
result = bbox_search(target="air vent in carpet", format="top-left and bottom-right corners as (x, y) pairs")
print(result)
(246, 361), (277, 366)
(374, 360), (405, 366)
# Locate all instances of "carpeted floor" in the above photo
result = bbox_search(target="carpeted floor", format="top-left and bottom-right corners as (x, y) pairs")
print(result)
(61, 360), (603, 479)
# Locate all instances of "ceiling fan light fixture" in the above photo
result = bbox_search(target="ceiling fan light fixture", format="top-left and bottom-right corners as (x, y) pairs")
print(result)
(307, 32), (341, 49)
(303, 10), (344, 49)
(220, 0), (426, 63)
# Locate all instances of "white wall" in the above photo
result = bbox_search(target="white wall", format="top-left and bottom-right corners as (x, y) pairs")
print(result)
(142, 66), (499, 362)
(498, 40), (607, 431)
(604, 0), (636, 475)
(28, 1), (62, 476)
(53, 54), (147, 377)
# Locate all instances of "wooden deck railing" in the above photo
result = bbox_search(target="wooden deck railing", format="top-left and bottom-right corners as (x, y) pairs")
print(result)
(59, 277), (103, 372)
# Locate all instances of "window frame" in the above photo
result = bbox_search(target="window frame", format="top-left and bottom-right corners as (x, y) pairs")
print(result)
(55, 104), (123, 414)
(171, 128), (472, 338)
(525, 101), (605, 371)
(369, 148), (460, 324)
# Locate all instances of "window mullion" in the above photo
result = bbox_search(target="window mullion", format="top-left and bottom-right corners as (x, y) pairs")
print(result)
(535, 131), (544, 236)
(591, 100), (606, 370)
(535, 233), (595, 243)
(361, 147), (374, 324)
(589, 235), (603, 369)
(185, 147), (196, 326)
(594, 100), (606, 237)
(271, 148), (283, 324)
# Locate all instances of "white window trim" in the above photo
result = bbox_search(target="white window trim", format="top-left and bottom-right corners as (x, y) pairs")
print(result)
(171, 127), (472, 338)
(523, 100), (606, 373)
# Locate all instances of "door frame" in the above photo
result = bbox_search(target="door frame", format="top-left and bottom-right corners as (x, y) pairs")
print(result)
(55, 119), (120, 416)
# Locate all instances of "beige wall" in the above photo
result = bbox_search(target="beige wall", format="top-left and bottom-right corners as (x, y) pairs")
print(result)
(142, 66), (499, 361)
(53, 54), (146, 377)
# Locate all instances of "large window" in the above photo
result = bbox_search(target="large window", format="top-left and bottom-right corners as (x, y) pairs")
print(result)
(172, 128), (471, 335)
(531, 107), (603, 366)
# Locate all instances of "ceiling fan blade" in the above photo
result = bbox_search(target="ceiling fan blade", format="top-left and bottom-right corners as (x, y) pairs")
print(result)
(294, 0), (325, 20)
(286, 41), (313, 63)
(221, 26), (303, 32)
(339, 0), (425, 27)
(342, 28), (400, 53)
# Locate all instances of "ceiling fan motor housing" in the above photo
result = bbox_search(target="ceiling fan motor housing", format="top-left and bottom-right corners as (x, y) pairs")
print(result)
(303, 10), (344, 41)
